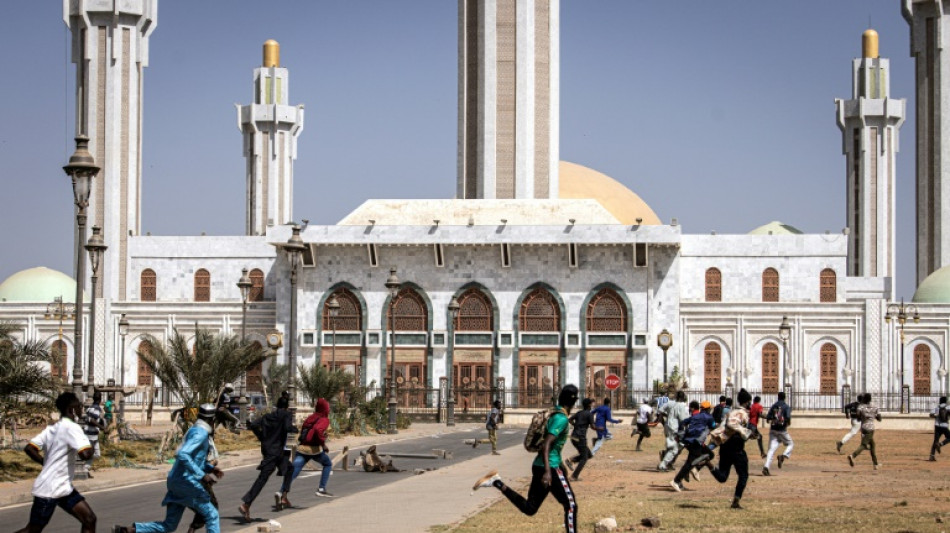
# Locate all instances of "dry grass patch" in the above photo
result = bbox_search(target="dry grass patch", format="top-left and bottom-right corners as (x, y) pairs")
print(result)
(450, 428), (950, 532)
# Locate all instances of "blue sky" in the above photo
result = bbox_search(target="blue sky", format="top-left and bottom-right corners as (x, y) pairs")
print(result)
(0, 1), (920, 298)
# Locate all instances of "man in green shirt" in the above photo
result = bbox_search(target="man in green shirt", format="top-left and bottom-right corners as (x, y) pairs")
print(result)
(473, 384), (579, 533)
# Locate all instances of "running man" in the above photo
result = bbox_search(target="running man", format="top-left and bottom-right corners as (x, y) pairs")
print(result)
(657, 391), (689, 472)
(669, 400), (714, 492)
(15, 392), (97, 533)
(239, 396), (294, 521)
(631, 398), (654, 452)
(698, 388), (755, 509)
(474, 400), (503, 455)
(83, 391), (105, 476)
(929, 396), (949, 461)
(591, 397), (622, 455)
(113, 404), (223, 533)
(748, 396), (765, 458)
(277, 398), (335, 507)
(762, 391), (793, 476)
(473, 385), (579, 532)
(847, 393), (882, 470)
(837, 393), (865, 454)
(567, 398), (594, 481)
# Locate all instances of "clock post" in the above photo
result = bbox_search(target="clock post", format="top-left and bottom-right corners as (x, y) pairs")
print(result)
(657, 329), (673, 384)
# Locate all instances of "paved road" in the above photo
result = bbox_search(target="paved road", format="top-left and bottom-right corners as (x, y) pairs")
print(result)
(0, 427), (524, 532)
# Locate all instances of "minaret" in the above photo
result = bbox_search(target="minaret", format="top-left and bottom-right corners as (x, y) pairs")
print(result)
(902, 1), (950, 285)
(457, 0), (559, 199)
(836, 29), (905, 295)
(237, 40), (305, 236)
(63, 1), (157, 301)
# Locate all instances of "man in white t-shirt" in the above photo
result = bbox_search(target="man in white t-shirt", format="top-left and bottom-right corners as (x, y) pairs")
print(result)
(631, 398), (655, 451)
(15, 392), (97, 533)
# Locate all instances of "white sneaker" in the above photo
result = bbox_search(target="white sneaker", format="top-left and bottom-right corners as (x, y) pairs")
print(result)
(314, 488), (334, 498)
(690, 467), (701, 481)
(669, 479), (682, 492)
(473, 470), (500, 491)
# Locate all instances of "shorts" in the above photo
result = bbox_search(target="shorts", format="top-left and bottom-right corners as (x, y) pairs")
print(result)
(636, 423), (651, 437)
(29, 489), (85, 527)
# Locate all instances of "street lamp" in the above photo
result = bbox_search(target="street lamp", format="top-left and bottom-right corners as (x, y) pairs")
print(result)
(657, 329), (673, 383)
(327, 294), (341, 372)
(446, 296), (460, 427)
(237, 268), (253, 423)
(117, 314), (129, 428)
(885, 299), (919, 413)
(64, 135), (99, 397)
(84, 225), (107, 391)
(385, 268), (401, 434)
(779, 315), (791, 389)
(282, 225), (307, 413)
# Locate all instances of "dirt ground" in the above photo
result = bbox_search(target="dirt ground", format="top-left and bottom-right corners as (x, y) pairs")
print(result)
(451, 428), (950, 532)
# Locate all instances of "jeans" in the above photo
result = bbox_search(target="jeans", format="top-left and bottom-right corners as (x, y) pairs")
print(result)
(851, 431), (878, 465)
(764, 429), (793, 468)
(135, 501), (219, 533)
(709, 436), (749, 500)
(840, 419), (861, 445)
(500, 465), (577, 533)
(280, 451), (332, 493)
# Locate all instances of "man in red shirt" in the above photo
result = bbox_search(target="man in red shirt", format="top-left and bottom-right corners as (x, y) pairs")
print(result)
(748, 396), (765, 459)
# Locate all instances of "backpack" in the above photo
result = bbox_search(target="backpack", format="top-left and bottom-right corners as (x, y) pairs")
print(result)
(298, 414), (326, 447)
(769, 404), (786, 427)
(939, 405), (949, 424)
(524, 408), (558, 453)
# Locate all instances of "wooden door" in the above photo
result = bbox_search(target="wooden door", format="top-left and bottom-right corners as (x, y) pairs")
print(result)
(520, 364), (556, 408)
(762, 343), (779, 393)
(819, 343), (837, 394)
(704, 342), (721, 393)
(914, 344), (931, 395)
(455, 363), (490, 411)
(394, 363), (425, 407)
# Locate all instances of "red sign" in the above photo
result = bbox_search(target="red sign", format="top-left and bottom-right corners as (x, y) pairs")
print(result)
(604, 374), (622, 390)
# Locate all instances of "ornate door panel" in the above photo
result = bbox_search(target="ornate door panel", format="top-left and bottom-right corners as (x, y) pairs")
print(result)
(914, 345), (931, 395)
(704, 342), (721, 393)
(520, 364), (556, 408)
(819, 343), (837, 394)
(762, 343), (779, 393)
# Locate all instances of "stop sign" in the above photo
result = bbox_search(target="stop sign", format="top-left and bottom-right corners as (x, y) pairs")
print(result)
(604, 374), (622, 390)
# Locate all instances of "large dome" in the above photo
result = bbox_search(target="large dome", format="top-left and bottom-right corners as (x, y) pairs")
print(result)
(913, 265), (950, 303)
(0, 267), (84, 303)
(558, 161), (661, 225)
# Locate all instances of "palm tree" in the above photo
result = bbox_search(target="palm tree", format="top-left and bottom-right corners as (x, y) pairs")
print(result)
(136, 328), (267, 411)
(0, 321), (56, 445)
(296, 363), (354, 406)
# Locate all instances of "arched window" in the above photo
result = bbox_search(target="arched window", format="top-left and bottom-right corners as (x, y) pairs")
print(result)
(586, 289), (626, 332)
(914, 344), (932, 395)
(249, 268), (265, 302)
(455, 288), (493, 331)
(820, 343), (837, 394)
(323, 288), (362, 331)
(762, 268), (779, 302)
(137, 340), (155, 387)
(194, 269), (211, 302)
(705, 268), (722, 302)
(820, 269), (836, 303)
(388, 288), (427, 331)
(50, 340), (67, 381)
(141, 269), (156, 302)
(704, 342), (722, 393)
(762, 342), (779, 393)
(519, 288), (560, 332)
(246, 341), (263, 392)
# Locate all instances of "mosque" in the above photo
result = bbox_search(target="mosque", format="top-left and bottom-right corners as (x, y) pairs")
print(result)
(2, 1), (950, 410)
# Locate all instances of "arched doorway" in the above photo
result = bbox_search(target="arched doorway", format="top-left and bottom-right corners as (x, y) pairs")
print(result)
(585, 288), (628, 406)
(453, 287), (493, 412)
(388, 287), (428, 408)
(518, 287), (561, 408)
(704, 342), (722, 393)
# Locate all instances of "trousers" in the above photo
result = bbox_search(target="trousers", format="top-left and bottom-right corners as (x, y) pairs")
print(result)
(135, 501), (219, 533)
(500, 465), (577, 533)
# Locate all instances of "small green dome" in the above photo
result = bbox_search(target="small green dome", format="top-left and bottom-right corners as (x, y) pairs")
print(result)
(0, 267), (85, 303)
(748, 221), (803, 235)
(913, 265), (950, 303)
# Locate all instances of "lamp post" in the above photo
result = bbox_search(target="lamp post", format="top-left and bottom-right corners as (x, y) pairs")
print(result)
(84, 226), (107, 391)
(385, 268), (400, 434)
(446, 296), (460, 427)
(657, 329), (673, 384)
(282, 226), (307, 414)
(237, 268), (253, 424)
(45, 297), (76, 384)
(885, 299), (919, 413)
(778, 315), (791, 390)
(327, 294), (340, 372)
(64, 135), (99, 397)
(117, 314), (129, 427)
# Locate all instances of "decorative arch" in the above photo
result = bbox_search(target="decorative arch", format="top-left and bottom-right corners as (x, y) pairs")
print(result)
(704, 341), (722, 392)
(762, 268), (779, 302)
(388, 287), (429, 331)
(585, 288), (627, 332)
(519, 287), (561, 332)
(820, 268), (836, 303)
(141, 269), (156, 302)
(249, 268), (265, 302)
(705, 267), (722, 302)
(907, 338), (943, 395)
(455, 287), (494, 331)
(819, 342), (837, 394)
(194, 269), (211, 302)
(322, 287), (363, 331)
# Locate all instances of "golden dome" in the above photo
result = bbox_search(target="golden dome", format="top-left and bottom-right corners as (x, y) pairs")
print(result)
(558, 161), (661, 225)
(263, 40), (280, 67)
(862, 29), (879, 59)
